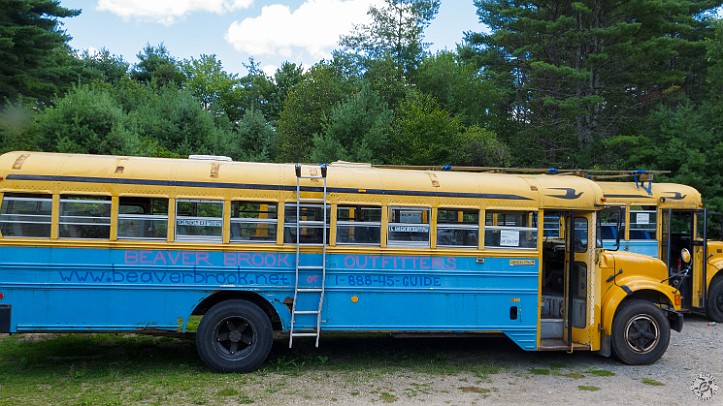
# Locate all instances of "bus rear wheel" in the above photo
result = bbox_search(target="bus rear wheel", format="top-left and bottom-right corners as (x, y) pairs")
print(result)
(611, 299), (670, 365)
(196, 300), (273, 373)
(707, 277), (723, 323)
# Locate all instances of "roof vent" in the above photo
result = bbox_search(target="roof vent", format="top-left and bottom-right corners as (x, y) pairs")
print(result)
(188, 155), (232, 162)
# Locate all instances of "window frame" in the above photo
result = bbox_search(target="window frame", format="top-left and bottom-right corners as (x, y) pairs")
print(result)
(436, 207), (479, 249)
(230, 201), (278, 244)
(174, 198), (224, 243)
(387, 206), (431, 248)
(336, 205), (382, 246)
(0, 192), (53, 238)
(58, 194), (112, 240)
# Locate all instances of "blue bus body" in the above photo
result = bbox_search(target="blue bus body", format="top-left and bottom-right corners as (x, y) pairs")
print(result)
(0, 246), (539, 350)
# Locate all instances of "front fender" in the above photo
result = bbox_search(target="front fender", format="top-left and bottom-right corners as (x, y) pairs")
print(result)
(601, 277), (680, 335)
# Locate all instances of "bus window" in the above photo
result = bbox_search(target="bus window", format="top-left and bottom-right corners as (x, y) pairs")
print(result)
(284, 204), (329, 244)
(336, 205), (381, 245)
(230, 202), (277, 243)
(59, 195), (111, 239)
(175, 199), (223, 242)
(436, 208), (479, 248)
(543, 213), (561, 238)
(630, 206), (656, 240)
(599, 207), (624, 241)
(387, 207), (430, 248)
(484, 211), (538, 249)
(118, 197), (169, 240)
(0, 193), (52, 238)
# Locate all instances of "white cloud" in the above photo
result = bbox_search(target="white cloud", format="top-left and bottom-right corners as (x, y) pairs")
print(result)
(225, 0), (381, 60)
(97, 0), (254, 25)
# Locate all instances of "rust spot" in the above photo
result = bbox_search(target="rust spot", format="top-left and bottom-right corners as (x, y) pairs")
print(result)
(283, 296), (294, 312)
(428, 172), (440, 187)
(12, 154), (29, 170)
(210, 163), (220, 178)
(115, 166), (125, 174)
(530, 185), (538, 191)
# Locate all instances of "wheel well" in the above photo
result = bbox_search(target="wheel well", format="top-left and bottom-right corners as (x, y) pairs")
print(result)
(191, 291), (282, 331)
(622, 289), (674, 310)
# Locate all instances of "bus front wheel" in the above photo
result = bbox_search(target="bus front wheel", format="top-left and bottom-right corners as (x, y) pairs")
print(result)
(196, 300), (273, 373)
(706, 277), (723, 322)
(611, 299), (670, 365)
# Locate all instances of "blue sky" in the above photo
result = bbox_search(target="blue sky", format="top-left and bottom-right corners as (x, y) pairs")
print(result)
(61, 1), (484, 76)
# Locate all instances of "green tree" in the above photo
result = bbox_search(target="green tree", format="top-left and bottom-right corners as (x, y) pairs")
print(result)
(311, 83), (394, 163)
(31, 84), (147, 155)
(76, 48), (130, 85)
(393, 90), (461, 164)
(131, 43), (186, 88)
(276, 62), (352, 162)
(0, 0), (80, 104)
(180, 54), (238, 113)
(338, 0), (440, 79)
(230, 109), (278, 162)
(466, 0), (721, 167)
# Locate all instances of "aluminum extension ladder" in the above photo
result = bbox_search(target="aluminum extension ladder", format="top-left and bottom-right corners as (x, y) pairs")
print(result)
(288, 163), (328, 348)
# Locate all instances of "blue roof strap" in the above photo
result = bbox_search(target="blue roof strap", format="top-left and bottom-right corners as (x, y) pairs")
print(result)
(548, 168), (558, 175)
(631, 170), (654, 195)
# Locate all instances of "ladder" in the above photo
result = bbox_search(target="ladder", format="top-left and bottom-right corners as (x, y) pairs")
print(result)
(289, 163), (328, 348)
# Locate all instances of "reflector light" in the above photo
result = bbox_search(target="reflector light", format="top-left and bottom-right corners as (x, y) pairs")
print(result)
(674, 293), (681, 307)
(0, 293), (4, 300)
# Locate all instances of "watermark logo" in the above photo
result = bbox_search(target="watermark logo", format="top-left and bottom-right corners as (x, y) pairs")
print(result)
(690, 373), (718, 401)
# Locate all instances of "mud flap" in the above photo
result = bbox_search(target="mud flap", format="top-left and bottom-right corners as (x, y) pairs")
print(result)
(0, 305), (10, 333)
(663, 309), (684, 332)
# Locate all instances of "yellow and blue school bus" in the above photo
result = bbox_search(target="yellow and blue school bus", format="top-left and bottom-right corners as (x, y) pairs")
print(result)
(598, 181), (723, 322)
(0, 152), (683, 372)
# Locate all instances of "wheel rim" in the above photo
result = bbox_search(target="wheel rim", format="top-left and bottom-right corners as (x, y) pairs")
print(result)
(716, 290), (723, 314)
(624, 314), (660, 354)
(212, 316), (255, 360)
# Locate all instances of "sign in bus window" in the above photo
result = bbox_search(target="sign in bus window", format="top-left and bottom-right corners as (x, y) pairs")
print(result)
(118, 197), (168, 240)
(437, 208), (479, 248)
(630, 206), (656, 240)
(0, 193), (52, 238)
(175, 199), (223, 242)
(336, 205), (381, 245)
(284, 204), (329, 244)
(388, 207), (430, 247)
(230, 202), (277, 243)
(59, 195), (111, 239)
(484, 211), (538, 249)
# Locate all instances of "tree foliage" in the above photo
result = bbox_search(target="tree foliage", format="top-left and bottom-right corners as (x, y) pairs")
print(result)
(0, 0), (80, 105)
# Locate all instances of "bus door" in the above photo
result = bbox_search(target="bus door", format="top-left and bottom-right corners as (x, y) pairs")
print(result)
(661, 210), (702, 310)
(563, 212), (594, 346)
(693, 210), (708, 311)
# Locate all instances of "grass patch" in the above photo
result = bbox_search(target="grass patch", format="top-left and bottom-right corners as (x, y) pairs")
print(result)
(217, 387), (239, 397)
(578, 385), (600, 391)
(529, 368), (550, 375)
(379, 392), (398, 403)
(460, 386), (491, 394)
(641, 378), (665, 386)
(563, 372), (585, 379)
(588, 369), (615, 377)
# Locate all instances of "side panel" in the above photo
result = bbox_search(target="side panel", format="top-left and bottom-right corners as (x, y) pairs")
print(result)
(0, 247), (539, 350)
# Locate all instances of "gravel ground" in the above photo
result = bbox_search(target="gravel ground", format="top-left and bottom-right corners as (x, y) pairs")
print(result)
(256, 316), (722, 405)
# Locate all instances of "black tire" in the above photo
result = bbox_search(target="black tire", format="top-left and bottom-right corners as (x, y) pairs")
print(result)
(707, 277), (723, 323)
(196, 300), (273, 373)
(611, 299), (670, 365)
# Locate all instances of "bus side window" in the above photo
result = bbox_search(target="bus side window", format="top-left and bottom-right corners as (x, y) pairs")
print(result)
(630, 206), (656, 240)
(175, 199), (223, 243)
(284, 204), (329, 244)
(484, 211), (538, 249)
(436, 208), (479, 248)
(387, 207), (430, 248)
(118, 197), (169, 240)
(0, 193), (52, 238)
(59, 195), (111, 239)
(336, 205), (381, 245)
(230, 202), (277, 243)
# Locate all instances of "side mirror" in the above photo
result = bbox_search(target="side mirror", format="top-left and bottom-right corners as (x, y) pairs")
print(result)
(680, 248), (691, 264)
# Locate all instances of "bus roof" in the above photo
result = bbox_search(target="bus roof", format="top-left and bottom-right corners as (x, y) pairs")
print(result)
(0, 151), (604, 210)
(598, 181), (702, 209)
